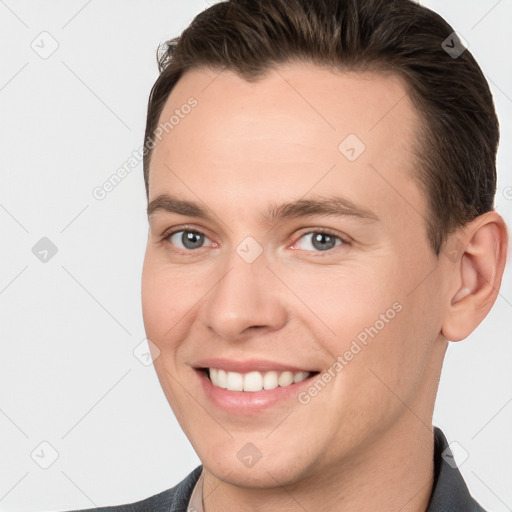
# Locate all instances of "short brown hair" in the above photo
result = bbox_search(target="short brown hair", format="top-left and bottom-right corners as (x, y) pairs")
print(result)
(143, 0), (499, 256)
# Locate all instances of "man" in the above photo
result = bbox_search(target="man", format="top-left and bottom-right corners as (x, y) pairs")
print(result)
(73, 0), (508, 510)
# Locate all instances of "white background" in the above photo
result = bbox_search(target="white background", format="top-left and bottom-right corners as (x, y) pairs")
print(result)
(0, 1), (511, 511)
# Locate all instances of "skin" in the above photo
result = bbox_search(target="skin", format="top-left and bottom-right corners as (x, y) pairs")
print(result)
(141, 63), (508, 512)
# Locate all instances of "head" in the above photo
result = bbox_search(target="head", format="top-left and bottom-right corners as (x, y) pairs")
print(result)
(141, 0), (508, 488)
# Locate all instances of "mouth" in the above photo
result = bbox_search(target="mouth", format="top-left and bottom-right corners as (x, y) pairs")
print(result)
(198, 367), (321, 392)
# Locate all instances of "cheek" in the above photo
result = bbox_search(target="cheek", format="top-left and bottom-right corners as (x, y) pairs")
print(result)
(141, 252), (200, 420)
(141, 250), (195, 351)
(286, 260), (428, 396)
(282, 262), (397, 346)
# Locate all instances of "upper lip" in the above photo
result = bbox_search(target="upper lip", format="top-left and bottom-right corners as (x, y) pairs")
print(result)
(194, 357), (318, 373)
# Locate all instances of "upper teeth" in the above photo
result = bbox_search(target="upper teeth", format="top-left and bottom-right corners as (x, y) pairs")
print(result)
(209, 368), (311, 392)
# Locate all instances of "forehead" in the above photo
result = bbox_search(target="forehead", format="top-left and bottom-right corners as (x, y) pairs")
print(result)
(149, 63), (424, 229)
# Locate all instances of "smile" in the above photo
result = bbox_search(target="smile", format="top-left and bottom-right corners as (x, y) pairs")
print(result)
(206, 368), (315, 392)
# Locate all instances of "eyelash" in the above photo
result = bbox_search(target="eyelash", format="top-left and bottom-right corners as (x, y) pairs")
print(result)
(291, 229), (350, 253)
(160, 225), (350, 255)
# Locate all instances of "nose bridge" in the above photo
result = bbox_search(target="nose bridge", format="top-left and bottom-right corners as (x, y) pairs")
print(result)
(199, 238), (286, 339)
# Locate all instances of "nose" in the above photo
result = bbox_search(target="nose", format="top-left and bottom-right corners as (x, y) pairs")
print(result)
(198, 247), (288, 340)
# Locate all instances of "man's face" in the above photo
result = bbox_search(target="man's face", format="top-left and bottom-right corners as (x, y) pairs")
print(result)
(141, 64), (450, 486)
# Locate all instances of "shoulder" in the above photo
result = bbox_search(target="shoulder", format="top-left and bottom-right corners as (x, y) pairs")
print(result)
(61, 465), (203, 512)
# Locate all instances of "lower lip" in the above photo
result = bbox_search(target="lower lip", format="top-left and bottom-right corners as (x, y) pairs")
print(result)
(196, 369), (319, 415)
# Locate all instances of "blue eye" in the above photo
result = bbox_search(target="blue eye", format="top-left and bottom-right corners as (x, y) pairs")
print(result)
(162, 228), (347, 254)
(165, 230), (212, 251)
(293, 231), (345, 252)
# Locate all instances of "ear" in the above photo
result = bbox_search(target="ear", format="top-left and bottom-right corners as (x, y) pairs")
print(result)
(441, 211), (509, 342)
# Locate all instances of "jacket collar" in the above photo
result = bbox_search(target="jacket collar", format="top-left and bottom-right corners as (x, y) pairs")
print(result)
(426, 426), (485, 511)
(169, 427), (485, 511)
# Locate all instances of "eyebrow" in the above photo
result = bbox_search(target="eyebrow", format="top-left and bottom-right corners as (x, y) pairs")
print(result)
(147, 193), (379, 223)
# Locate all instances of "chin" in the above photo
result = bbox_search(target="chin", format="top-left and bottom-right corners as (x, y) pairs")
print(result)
(205, 457), (306, 489)
(195, 436), (317, 490)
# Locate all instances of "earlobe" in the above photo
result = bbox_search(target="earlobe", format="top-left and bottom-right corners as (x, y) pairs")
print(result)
(441, 211), (508, 342)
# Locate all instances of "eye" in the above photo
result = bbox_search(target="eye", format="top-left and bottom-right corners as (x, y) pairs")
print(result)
(163, 229), (215, 252)
(291, 230), (347, 252)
